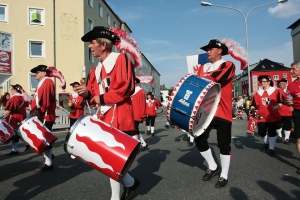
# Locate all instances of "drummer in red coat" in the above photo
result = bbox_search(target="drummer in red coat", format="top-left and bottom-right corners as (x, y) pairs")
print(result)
(4, 84), (30, 155)
(30, 65), (57, 172)
(131, 77), (148, 151)
(68, 82), (85, 128)
(145, 92), (162, 136)
(276, 78), (293, 144)
(194, 39), (236, 188)
(76, 26), (140, 200)
(250, 75), (284, 156)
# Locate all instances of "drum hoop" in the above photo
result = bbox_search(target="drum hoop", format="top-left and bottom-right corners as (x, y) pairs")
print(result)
(188, 82), (221, 134)
(69, 114), (90, 135)
(166, 73), (193, 121)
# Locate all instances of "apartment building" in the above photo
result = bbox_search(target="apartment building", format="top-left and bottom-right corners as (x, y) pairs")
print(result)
(0, 0), (160, 97)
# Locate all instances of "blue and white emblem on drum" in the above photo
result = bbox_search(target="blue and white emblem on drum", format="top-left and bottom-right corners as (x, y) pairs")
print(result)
(166, 73), (221, 137)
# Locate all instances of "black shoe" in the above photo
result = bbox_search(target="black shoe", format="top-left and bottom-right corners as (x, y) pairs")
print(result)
(261, 144), (269, 153)
(283, 139), (290, 145)
(24, 145), (30, 152)
(140, 145), (148, 152)
(146, 130), (150, 135)
(215, 177), (228, 188)
(297, 169), (300, 174)
(35, 164), (54, 172)
(6, 151), (19, 156)
(276, 136), (282, 143)
(202, 166), (220, 181)
(40, 154), (56, 167)
(151, 133), (154, 137)
(165, 125), (170, 129)
(121, 178), (140, 200)
(268, 149), (275, 157)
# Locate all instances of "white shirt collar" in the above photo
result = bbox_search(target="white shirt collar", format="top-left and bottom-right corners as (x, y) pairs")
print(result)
(257, 86), (276, 96)
(203, 59), (226, 72)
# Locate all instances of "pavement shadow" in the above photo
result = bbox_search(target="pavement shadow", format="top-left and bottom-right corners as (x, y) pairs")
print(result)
(229, 187), (249, 200)
(281, 175), (300, 188)
(257, 180), (298, 200)
(4, 154), (92, 200)
(129, 148), (170, 198)
(232, 134), (263, 150)
(274, 147), (300, 170)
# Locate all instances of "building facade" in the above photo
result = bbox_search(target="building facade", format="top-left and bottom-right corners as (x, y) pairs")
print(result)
(0, 0), (159, 98)
(287, 18), (300, 62)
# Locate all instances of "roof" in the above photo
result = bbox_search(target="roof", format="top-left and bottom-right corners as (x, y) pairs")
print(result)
(287, 18), (300, 29)
(251, 59), (289, 72)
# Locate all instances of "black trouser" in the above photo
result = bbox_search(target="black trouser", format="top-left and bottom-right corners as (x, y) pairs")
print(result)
(44, 121), (54, 149)
(195, 119), (232, 155)
(293, 109), (300, 139)
(146, 115), (156, 126)
(257, 122), (278, 137)
(69, 118), (78, 129)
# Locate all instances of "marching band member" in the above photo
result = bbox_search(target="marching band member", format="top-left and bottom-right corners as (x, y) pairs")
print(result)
(276, 78), (293, 144)
(131, 77), (148, 151)
(286, 61), (300, 174)
(4, 84), (30, 155)
(68, 82), (85, 128)
(77, 26), (140, 200)
(193, 39), (246, 188)
(250, 75), (284, 156)
(145, 92), (161, 136)
(30, 64), (66, 172)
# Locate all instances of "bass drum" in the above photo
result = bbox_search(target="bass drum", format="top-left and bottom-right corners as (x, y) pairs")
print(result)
(166, 73), (221, 137)
(64, 115), (140, 181)
(0, 119), (15, 144)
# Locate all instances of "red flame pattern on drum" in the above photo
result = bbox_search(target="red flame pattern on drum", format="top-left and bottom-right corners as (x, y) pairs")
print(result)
(32, 119), (56, 143)
(21, 127), (46, 154)
(0, 121), (14, 144)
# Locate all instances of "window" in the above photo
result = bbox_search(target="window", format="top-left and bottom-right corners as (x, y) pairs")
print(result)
(29, 73), (39, 90)
(106, 13), (110, 25)
(283, 73), (287, 78)
(88, 18), (93, 31)
(88, 0), (93, 8)
(0, 4), (8, 22)
(88, 49), (94, 63)
(29, 40), (44, 58)
(98, 3), (103, 17)
(113, 21), (116, 27)
(273, 75), (279, 80)
(29, 7), (45, 26)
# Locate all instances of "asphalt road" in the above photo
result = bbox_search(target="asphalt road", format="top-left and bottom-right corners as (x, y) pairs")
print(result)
(1, 113), (299, 200)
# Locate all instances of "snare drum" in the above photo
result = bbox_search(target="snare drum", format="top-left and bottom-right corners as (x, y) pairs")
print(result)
(166, 74), (221, 137)
(18, 116), (57, 154)
(0, 119), (15, 144)
(65, 115), (140, 181)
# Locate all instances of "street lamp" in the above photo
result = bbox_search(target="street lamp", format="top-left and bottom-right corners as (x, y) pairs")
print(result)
(201, 0), (288, 96)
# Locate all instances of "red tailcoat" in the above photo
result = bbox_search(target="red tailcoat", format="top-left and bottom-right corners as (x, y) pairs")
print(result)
(287, 80), (300, 111)
(31, 77), (56, 122)
(146, 99), (161, 117)
(86, 53), (135, 132)
(131, 86), (146, 121)
(69, 93), (84, 119)
(5, 94), (27, 129)
(251, 87), (283, 123)
(197, 60), (235, 123)
(277, 88), (293, 117)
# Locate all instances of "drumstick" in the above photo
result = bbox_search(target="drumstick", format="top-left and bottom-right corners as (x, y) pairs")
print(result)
(80, 79), (92, 115)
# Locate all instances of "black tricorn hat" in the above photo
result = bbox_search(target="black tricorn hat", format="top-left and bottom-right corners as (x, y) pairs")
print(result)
(200, 39), (228, 55)
(70, 82), (80, 87)
(11, 84), (23, 94)
(135, 77), (140, 84)
(258, 75), (274, 87)
(81, 26), (120, 44)
(147, 92), (153, 95)
(277, 78), (287, 85)
(30, 65), (52, 74)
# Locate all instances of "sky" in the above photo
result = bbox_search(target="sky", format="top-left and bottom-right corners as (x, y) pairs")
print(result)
(106, 0), (300, 88)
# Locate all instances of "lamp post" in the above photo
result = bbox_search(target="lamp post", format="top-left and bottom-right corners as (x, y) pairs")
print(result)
(201, 0), (288, 96)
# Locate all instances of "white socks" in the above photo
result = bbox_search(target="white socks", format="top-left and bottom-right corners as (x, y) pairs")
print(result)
(284, 130), (290, 140)
(269, 136), (277, 150)
(200, 148), (217, 170)
(139, 133), (147, 147)
(220, 154), (230, 180)
(188, 135), (194, 143)
(122, 173), (134, 187)
(44, 149), (52, 166)
(109, 178), (120, 200)
(12, 143), (18, 152)
(147, 126), (150, 131)
(150, 126), (154, 134)
(132, 134), (139, 140)
(262, 135), (269, 144)
(277, 128), (282, 137)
